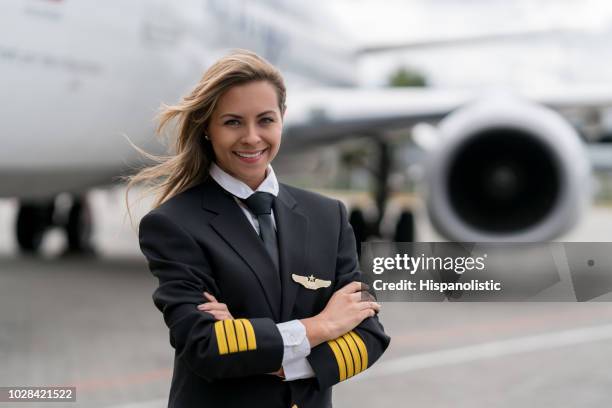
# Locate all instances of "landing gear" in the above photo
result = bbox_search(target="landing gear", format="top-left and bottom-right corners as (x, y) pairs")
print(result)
(16, 201), (55, 252)
(346, 137), (415, 256)
(349, 208), (368, 258)
(15, 195), (93, 255)
(64, 196), (93, 254)
(349, 206), (416, 250)
(394, 210), (415, 242)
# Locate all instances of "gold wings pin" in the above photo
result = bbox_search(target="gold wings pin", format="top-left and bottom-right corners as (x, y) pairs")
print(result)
(292, 274), (331, 290)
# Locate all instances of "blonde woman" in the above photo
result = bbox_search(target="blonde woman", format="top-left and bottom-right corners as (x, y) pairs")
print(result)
(132, 50), (390, 408)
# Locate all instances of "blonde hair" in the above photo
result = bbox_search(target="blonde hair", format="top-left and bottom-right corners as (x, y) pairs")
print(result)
(123, 49), (286, 224)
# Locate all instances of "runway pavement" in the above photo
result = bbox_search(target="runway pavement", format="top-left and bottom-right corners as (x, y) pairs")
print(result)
(1, 187), (612, 407)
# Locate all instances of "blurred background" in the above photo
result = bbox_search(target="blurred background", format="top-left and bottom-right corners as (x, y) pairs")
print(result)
(1, 0), (612, 406)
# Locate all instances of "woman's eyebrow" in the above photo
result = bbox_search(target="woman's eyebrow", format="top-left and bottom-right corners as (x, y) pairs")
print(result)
(220, 113), (242, 119)
(220, 110), (277, 119)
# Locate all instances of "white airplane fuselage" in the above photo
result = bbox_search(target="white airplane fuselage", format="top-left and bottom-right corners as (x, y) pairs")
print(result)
(0, 0), (355, 199)
(1, 0), (600, 249)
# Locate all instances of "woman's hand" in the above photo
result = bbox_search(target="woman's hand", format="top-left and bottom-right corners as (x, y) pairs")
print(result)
(267, 366), (285, 378)
(197, 292), (234, 320)
(301, 281), (380, 348)
(197, 292), (285, 377)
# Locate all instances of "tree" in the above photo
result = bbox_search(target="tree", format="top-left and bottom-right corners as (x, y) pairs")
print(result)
(388, 66), (427, 87)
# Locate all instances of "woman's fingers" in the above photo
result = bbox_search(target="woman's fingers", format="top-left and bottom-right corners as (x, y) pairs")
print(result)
(203, 292), (217, 302)
(339, 281), (367, 294)
(347, 290), (377, 304)
(196, 305), (234, 320)
(349, 292), (364, 303)
(361, 308), (376, 319)
(207, 311), (233, 321)
(197, 299), (234, 320)
(361, 291), (376, 302)
(357, 301), (381, 312)
(197, 302), (228, 311)
(349, 291), (374, 302)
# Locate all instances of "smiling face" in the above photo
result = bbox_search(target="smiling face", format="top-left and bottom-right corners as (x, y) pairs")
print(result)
(207, 80), (283, 190)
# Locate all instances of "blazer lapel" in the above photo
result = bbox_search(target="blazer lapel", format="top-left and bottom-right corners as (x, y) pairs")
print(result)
(200, 178), (282, 321)
(274, 185), (308, 322)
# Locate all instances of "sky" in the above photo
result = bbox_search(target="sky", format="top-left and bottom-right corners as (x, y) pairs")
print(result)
(326, 0), (612, 88)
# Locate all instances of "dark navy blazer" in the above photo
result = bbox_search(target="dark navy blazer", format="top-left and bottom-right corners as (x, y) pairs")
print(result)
(138, 176), (390, 408)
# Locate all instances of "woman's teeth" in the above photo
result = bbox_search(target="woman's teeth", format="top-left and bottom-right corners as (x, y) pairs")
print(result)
(235, 150), (264, 158)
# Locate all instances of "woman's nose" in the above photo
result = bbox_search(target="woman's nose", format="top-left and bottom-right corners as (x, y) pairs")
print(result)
(242, 123), (262, 144)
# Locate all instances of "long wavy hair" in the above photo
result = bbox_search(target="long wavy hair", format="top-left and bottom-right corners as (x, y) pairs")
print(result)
(124, 49), (287, 224)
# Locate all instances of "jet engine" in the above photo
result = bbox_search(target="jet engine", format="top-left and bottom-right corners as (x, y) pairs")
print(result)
(425, 96), (591, 241)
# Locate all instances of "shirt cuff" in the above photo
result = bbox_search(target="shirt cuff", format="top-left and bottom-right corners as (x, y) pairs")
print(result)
(276, 320), (316, 380)
(277, 319), (311, 363)
(283, 356), (316, 381)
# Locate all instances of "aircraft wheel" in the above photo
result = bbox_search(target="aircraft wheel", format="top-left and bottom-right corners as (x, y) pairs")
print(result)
(65, 196), (93, 253)
(394, 210), (414, 242)
(16, 201), (54, 253)
(349, 208), (368, 258)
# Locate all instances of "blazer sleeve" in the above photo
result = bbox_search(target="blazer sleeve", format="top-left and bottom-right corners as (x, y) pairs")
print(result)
(306, 200), (391, 390)
(138, 210), (284, 382)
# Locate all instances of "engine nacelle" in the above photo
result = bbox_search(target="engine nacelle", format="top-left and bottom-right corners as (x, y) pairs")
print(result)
(425, 96), (591, 242)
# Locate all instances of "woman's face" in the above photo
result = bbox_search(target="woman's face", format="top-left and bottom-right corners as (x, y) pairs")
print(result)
(208, 80), (283, 190)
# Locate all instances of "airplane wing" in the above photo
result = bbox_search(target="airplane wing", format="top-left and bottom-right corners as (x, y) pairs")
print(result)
(283, 85), (612, 172)
(283, 87), (474, 147)
(356, 27), (580, 55)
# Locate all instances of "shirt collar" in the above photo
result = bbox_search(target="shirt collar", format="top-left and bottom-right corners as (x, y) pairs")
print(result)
(209, 162), (279, 199)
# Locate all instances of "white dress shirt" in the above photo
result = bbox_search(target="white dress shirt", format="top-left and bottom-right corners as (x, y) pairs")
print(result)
(209, 162), (315, 381)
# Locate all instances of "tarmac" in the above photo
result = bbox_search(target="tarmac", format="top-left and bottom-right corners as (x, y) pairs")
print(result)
(1, 186), (612, 407)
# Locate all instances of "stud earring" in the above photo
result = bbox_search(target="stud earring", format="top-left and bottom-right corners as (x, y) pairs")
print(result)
(204, 134), (210, 141)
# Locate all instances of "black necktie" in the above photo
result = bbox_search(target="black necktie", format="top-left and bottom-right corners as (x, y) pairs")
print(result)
(242, 192), (280, 272)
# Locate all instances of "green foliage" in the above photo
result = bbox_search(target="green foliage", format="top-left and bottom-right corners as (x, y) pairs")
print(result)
(388, 66), (427, 87)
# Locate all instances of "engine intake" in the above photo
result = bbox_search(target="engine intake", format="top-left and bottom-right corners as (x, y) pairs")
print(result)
(425, 96), (590, 241)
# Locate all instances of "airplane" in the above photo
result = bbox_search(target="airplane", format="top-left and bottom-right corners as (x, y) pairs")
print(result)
(1, 0), (611, 255)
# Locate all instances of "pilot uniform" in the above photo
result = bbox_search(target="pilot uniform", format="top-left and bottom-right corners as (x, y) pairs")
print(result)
(138, 163), (391, 408)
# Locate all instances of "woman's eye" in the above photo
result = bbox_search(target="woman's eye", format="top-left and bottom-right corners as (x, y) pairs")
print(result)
(224, 119), (240, 126)
(260, 117), (274, 124)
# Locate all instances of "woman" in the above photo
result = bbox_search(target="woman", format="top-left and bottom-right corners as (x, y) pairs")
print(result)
(130, 49), (390, 408)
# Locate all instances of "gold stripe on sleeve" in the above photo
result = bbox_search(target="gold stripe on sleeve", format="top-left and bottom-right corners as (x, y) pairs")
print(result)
(336, 336), (355, 378)
(240, 319), (257, 351)
(349, 331), (368, 372)
(224, 319), (238, 353)
(214, 320), (228, 355)
(234, 319), (248, 352)
(327, 339), (347, 382)
(342, 333), (362, 375)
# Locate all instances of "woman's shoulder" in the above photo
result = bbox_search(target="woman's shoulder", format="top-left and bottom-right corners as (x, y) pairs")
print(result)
(140, 181), (207, 228)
